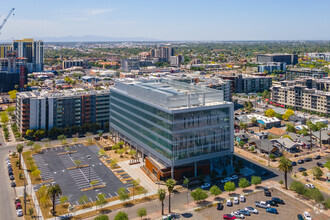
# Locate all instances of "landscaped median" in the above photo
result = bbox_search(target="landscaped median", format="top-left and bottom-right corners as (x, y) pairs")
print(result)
(22, 151), (50, 185)
(19, 195), (37, 220)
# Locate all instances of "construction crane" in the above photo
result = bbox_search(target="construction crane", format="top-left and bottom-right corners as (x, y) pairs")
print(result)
(0, 8), (15, 35)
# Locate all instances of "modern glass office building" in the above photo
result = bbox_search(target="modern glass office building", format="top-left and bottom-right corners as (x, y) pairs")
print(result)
(110, 78), (234, 180)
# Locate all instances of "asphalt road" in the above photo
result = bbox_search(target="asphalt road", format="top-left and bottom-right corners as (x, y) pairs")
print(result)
(0, 144), (21, 220)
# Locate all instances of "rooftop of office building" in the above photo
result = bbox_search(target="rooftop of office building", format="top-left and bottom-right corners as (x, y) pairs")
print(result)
(17, 89), (109, 99)
(113, 78), (229, 110)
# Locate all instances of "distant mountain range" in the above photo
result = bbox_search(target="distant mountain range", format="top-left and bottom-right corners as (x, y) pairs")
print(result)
(2, 35), (158, 42)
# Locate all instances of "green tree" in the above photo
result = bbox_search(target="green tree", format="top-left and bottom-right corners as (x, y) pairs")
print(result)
(74, 160), (81, 167)
(117, 149), (125, 158)
(251, 117), (258, 126)
(137, 208), (147, 219)
(131, 179), (141, 200)
(307, 120), (317, 150)
(269, 154), (276, 160)
(251, 176), (262, 186)
(78, 195), (89, 205)
(157, 188), (166, 216)
(110, 158), (118, 169)
(191, 188), (208, 202)
(31, 169), (41, 179)
(90, 179), (99, 187)
(306, 188), (324, 203)
(8, 90), (18, 100)
(47, 184), (62, 216)
(16, 144), (23, 169)
(33, 144), (42, 153)
(129, 149), (136, 158)
(59, 196), (68, 204)
(28, 208), (34, 216)
(224, 181), (236, 192)
(165, 179), (176, 213)
(239, 122), (247, 131)
(96, 193), (107, 212)
(27, 140), (34, 146)
(265, 109), (276, 117)
(278, 156), (293, 189)
(114, 212), (128, 220)
(238, 178), (250, 189)
(286, 123), (296, 133)
(118, 187), (129, 202)
(209, 185), (222, 197)
(94, 215), (109, 220)
(313, 167), (324, 179)
(239, 140), (245, 148)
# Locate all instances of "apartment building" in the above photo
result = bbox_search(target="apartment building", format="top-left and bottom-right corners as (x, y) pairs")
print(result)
(271, 81), (330, 115)
(110, 78), (234, 180)
(258, 62), (286, 73)
(16, 90), (110, 134)
(62, 59), (84, 69)
(285, 68), (327, 80)
(221, 74), (272, 94)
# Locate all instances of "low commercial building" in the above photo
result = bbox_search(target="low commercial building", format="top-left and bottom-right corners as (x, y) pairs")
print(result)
(285, 68), (327, 80)
(110, 78), (234, 180)
(257, 54), (298, 65)
(246, 114), (281, 129)
(16, 90), (110, 134)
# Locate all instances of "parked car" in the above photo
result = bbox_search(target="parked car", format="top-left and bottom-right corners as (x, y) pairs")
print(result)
(297, 160), (304, 164)
(238, 209), (250, 216)
(303, 211), (312, 220)
(226, 199), (232, 206)
(291, 161), (297, 166)
(264, 188), (271, 196)
(317, 162), (324, 167)
(14, 198), (21, 205)
(221, 177), (231, 183)
(297, 214), (304, 220)
(11, 182), (16, 187)
(16, 209), (23, 217)
(240, 195), (246, 202)
(8, 171), (13, 176)
(223, 214), (236, 220)
(298, 167), (306, 172)
(305, 183), (315, 189)
(304, 157), (312, 162)
(201, 183), (211, 189)
(271, 197), (284, 205)
(8, 167), (13, 172)
(217, 203), (224, 210)
(244, 207), (258, 214)
(231, 211), (245, 219)
(233, 197), (239, 205)
(255, 201), (271, 209)
(16, 203), (22, 210)
(9, 175), (15, 180)
(266, 207), (278, 214)
(314, 155), (321, 160)
(266, 200), (278, 207)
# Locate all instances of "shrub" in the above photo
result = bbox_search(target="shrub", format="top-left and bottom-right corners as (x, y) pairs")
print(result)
(249, 146), (255, 151)
(302, 171), (308, 177)
(191, 188), (208, 202)
(289, 181), (306, 195)
(94, 215), (109, 220)
(251, 176), (262, 185)
(279, 180), (283, 185)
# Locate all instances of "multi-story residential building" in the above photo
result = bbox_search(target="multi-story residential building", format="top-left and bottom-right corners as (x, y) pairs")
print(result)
(0, 44), (12, 58)
(0, 53), (28, 92)
(305, 52), (330, 62)
(13, 39), (44, 72)
(110, 78), (234, 180)
(221, 74), (272, 94)
(271, 81), (330, 115)
(150, 46), (174, 62)
(285, 68), (327, 80)
(62, 59), (84, 69)
(258, 62), (286, 73)
(16, 90), (110, 134)
(257, 54), (298, 65)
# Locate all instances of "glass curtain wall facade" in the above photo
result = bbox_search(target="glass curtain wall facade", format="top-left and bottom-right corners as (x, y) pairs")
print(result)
(110, 80), (234, 168)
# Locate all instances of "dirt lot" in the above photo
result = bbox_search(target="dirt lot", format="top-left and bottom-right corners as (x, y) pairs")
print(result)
(196, 188), (327, 220)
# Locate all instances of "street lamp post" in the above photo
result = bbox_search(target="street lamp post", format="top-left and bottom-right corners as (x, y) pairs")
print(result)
(268, 141), (270, 166)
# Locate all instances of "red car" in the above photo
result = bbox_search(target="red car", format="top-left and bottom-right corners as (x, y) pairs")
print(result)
(223, 214), (236, 219)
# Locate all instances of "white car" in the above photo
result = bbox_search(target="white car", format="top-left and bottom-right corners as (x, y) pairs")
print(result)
(16, 209), (23, 217)
(226, 199), (232, 206)
(231, 211), (245, 219)
(245, 206), (258, 214)
(305, 183), (315, 188)
(201, 183), (211, 189)
(240, 195), (246, 202)
(233, 197), (239, 204)
(303, 211), (312, 220)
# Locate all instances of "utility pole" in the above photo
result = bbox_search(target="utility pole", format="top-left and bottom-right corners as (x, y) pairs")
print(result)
(268, 141), (270, 166)
(24, 179), (27, 215)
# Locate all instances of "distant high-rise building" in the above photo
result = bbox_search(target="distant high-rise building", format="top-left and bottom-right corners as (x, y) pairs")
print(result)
(150, 46), (174, 62)
(13, 39), (44, 72)
(170, 55), (184, 66)
(0, 44), (12, 58)
(257, 54), (298, 65)
(62, 59), (84, 69)
(121, 58), (140, 72)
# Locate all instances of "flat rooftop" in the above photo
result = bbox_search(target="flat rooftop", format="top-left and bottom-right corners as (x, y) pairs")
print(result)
(17, 89), (110, 99)
(113, 78), (228, 110)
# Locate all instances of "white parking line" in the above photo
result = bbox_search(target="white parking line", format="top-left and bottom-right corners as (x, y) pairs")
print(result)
(115, 192), (118, 196)
(76, 201), (79, 205)
(108, 193), (112, 197)
(89, 197), (93, 202)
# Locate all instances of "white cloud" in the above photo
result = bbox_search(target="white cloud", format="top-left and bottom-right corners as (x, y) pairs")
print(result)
(88, 9), (114, 16)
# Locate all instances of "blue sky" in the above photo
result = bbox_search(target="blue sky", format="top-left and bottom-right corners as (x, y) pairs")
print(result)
(1, 0), (330, 41)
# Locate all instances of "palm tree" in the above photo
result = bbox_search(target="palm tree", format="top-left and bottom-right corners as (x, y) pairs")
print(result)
(306, 120), (317, 150)
(48, 184), (62, 216)
(157, 188), (166, 216)
(16, 144), (23, 169)
(315, 122), (327, 152)
(278, 156), (293, 190)
(165, 179), (176, 213)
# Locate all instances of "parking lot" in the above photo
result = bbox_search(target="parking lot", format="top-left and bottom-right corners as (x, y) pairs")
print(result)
(196, 188), (327, 220)
(32, 144), (132, 205)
